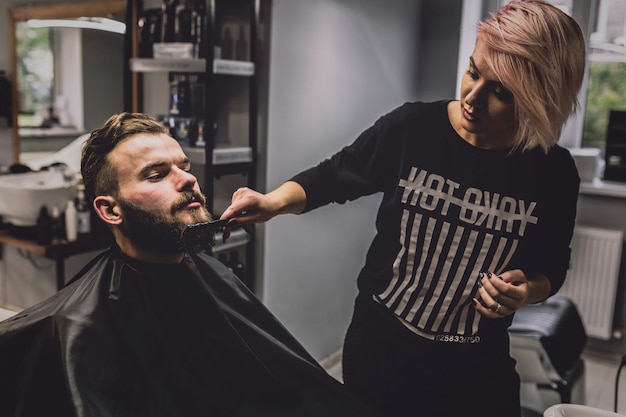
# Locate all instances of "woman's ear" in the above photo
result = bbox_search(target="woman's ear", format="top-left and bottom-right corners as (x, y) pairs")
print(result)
(94, 196), (122, 225)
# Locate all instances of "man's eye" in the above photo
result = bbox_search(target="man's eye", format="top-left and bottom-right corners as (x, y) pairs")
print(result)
(147, 172), (165, 181)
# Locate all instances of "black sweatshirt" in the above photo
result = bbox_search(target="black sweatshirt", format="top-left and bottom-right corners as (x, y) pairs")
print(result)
(292, 100), (580, 341)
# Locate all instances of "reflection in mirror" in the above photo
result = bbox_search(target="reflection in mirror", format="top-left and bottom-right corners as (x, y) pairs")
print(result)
(9, 0), (125, 166)
(16, 23), (67, 129)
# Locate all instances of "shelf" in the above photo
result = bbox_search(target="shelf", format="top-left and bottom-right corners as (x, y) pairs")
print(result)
(606, 143), (626, 149)
(130, 58), (255, 76)
(212, 228), (250, 253)
(580, 178), (626, 198)
(130, 58), (204, 72)
(18, 127), (85, 138)
(125, 0), (267, 292)
(213, 59), (255, 76)
(183, 146), (253, 166)
(0, 229), (111, 290)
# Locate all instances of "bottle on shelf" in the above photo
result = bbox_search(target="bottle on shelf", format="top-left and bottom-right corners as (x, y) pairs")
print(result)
(137, 8), (163, 58)
(65, 199), (77, 242)
(0, 70), (12, 125)
(50, 206), (63, 244)
(75, 185), (91, 237)
(191, 0), (206, 58)
(36, 206), (52, 245)
(161, 0), (180, 43)
(235, 24), (248, 61)
(174, 0), (194, 43)
(221, 27), (233, 59)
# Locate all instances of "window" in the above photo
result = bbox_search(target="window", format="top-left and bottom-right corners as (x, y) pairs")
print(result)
(15, 23), (84, 132)
(15, 23), (55, 127)
(583, 0), (626, 150)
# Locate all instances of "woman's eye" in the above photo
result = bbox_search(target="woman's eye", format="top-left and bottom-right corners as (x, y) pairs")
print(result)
(494, 86), (513, 101)
(466, 70), (478, 80)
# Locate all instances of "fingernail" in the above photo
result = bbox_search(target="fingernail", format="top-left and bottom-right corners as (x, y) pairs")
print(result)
(479, 271), (485, 279)
(487, 272), (492, 278)
(477, 279), (483, 288)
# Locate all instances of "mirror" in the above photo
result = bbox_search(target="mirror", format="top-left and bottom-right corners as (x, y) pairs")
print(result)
(9, 0), (125, 165)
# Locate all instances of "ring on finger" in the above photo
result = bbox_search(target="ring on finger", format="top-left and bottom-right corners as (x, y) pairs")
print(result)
(495, 303), (502, 314)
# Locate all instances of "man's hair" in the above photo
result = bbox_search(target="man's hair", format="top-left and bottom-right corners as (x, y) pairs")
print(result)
(478, 0), (586, 153)
(81, 112), (169, 202)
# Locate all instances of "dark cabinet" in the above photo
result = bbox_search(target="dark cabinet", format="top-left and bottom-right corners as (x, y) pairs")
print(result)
(123, 0), (271, 291)
(604, 110), (626, 182)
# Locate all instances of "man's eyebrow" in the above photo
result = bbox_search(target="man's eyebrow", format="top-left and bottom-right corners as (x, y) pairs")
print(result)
(138, 157), (191, 175)
(138, 161), (168, 176)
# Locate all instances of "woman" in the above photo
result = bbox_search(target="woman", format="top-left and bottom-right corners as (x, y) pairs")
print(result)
(221, 1), (586, 415)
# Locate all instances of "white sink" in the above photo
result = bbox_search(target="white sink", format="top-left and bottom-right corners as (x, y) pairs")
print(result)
(0, 169), (78, 227)
(544, 404), (626, 417)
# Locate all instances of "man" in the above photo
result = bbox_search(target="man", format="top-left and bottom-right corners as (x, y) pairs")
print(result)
(0, 113), (380, 417)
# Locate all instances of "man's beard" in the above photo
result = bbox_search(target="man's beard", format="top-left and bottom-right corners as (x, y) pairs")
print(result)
(117, 191), (212, 254)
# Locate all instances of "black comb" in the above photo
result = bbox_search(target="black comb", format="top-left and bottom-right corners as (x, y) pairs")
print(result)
(183, 219), (235, 248)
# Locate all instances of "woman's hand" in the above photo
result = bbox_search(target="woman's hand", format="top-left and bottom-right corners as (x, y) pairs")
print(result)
(221, 187), (277, 225)
(219, 182), (307, 239)
(473, 269), (544, 318)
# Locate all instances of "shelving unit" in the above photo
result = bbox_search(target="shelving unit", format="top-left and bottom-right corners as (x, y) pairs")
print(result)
(123, 0), (270, 290)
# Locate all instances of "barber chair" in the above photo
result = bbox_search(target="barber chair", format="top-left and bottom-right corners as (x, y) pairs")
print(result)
(508, 296), (587, 416)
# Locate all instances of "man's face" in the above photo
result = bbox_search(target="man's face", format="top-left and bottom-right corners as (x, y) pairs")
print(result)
(108, 133), (211, 252)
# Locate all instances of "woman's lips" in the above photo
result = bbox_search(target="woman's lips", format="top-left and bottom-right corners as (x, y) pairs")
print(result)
(463, 107), (478, 122)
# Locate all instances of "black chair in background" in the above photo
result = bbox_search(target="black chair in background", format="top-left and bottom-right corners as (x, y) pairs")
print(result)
(508, 296), (588, 415)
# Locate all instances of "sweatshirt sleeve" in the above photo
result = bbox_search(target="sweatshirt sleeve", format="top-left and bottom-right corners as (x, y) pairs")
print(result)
(290, 103), (415, 213)
(526, 147), (581, 295)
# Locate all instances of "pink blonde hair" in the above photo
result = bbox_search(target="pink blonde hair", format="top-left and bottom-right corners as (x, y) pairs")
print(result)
(478, 0), (586, 152)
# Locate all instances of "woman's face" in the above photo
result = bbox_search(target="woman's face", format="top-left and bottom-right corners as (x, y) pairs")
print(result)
(458, 38), (517, 148)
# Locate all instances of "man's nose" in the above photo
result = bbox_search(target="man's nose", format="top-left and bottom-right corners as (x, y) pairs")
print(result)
(174, 167), (198, 190)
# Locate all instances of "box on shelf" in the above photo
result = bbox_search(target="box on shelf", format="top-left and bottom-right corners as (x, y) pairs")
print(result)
(569, 148), (600, 182)
(153, 42), (194, 59)
(212, 147), (253, 165)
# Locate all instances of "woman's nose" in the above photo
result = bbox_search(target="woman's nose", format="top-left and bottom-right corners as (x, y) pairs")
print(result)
(465, 84), (485, 107)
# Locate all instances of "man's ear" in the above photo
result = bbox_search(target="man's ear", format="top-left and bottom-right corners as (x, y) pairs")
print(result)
(94, 196), (122, 225)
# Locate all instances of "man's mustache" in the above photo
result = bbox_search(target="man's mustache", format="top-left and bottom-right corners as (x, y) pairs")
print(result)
(171, 191), (207, 214)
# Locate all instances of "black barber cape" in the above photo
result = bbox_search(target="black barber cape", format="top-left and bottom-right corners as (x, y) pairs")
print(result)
(0, 246), (379, 417)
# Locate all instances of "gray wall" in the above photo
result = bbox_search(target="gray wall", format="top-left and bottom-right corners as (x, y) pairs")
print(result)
(262, 0), (461, 359)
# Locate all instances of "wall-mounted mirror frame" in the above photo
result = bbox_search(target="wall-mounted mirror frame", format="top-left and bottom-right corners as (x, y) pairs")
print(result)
(8, 0), (125, 164)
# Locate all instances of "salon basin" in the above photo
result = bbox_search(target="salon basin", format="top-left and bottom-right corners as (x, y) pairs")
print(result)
(0, 169), (77, 227)
(544, 404), (626, 417)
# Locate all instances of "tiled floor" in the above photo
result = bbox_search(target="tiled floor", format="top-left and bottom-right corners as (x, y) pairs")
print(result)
(323, 347), (626, 415)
